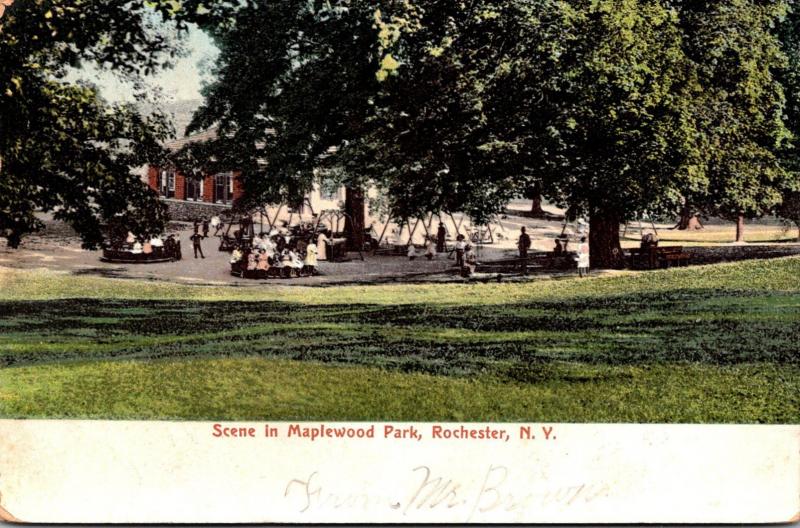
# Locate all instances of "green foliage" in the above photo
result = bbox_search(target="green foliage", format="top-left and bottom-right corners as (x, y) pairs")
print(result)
(535, 0), (696, 221)
(171, 1), (383, 212)
(679, 0), (792, 221)
(361, 1), (561, 223)
(4, 0), (799, 258)
(0, 1), (180, 248)
(776, 4), (800, 230)
(170, 0), (800, 267)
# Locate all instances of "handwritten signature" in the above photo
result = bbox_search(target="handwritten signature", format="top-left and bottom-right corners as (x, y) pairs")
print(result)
(284, 465), (610, 521)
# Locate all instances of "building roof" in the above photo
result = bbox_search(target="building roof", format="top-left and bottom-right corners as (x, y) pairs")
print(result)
(163, 127), (220, 151)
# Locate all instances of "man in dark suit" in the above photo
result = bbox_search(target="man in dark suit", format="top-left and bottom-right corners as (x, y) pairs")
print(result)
(190, 232), (205, 259)
(436, 222), (447, 253)
(518, 227), (531, 275)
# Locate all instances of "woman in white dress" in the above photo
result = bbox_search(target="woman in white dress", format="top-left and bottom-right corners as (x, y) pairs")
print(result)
(317, 232), (329, 261)
(425, 237), (436, 260)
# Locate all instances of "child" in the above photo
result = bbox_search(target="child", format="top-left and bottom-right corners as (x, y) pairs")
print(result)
(230, 246), (242, 263)
(407, 243), (417, 261)
(304, 243), (318, 276)
(454, 235), (466, 268)
(272, 250), (284, 275)
(464, 244), (478, 276)
(280, 249), (292, 278)
(577, 236), (590, 278)
(425, 237), (436, 260)
(257, 250), (270, 273)
(289, 250), (304, 275)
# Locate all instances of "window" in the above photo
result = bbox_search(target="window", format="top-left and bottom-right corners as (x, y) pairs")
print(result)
(159, 169), (176, 199)
(185, 178), (204, 201)
(214, 172), (234, 204)
(318, 179), (341, 201)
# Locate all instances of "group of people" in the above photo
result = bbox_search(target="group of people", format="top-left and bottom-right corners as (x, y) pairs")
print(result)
(517, 225), (590, 277)
(189, 216), (229, 259)
(452, 235), (479, 276)
(406, 236), (439, 261)
(182, 213), (336, 279)
(108, 232), (181, 261)
(229, 227), (326, 279)
(230, 244), (318, 279)
(404, 231), (479, 277)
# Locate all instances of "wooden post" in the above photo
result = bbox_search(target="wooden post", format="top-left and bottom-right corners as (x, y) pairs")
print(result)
(376, 216), (392, 247)
(408, 218), (421, 244)
(267, 204), (285, 230)
(736, 214), (746, 243)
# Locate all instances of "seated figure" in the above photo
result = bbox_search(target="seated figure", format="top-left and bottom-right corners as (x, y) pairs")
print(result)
(640, 232), (658, 250)
(257, 250), (270, 273)
(246, 252), (258, 271)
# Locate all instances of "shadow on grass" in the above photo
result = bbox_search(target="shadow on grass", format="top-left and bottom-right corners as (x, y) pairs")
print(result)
(1, 287), (798, 379)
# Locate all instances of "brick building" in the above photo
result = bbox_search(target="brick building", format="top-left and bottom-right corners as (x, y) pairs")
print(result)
(146, 128), (247, 221)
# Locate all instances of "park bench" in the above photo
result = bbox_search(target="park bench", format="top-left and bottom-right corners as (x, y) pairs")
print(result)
(101, 242), (181, 264)
(628, 245), (691, 269)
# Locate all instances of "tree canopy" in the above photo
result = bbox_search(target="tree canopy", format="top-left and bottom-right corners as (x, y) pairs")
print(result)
(3, 0), (799, 266)
(0, 1), (184, 247)
(174, 0), (799, 267)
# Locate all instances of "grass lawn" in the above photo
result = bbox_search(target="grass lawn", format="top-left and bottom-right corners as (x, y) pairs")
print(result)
(0, 258), (798, 423)
(620, 223), (800, 246)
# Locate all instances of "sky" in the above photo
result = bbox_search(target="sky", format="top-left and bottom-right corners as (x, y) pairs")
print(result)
(75, 24), (219, 103)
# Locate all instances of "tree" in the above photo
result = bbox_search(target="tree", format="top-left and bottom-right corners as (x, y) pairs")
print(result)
(531, 0), (699, 267)
(0, 1), (182, 248)
(172, 1), (383, 248)
(299, 0), (580, 241)
(172, 0), (798, 268)
(776, 191), (800, 240)
(366, 0), (798, 264)
(776, 2), (800, 239)
(169, 1), (565, 236)
(677, 0), (793, 243)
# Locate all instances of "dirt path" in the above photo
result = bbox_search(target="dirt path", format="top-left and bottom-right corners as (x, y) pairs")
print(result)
(1, 213), (798, 287)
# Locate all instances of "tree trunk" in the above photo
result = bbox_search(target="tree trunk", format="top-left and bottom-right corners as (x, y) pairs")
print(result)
(529, 184), (546, 219)
(589, 210), (626, 269)
(675, 205), (703, 230)
(686, 216), (703, 230)
(676, 205), (692, 230)
(735, 214), (745, 243)
(344, 186), (365, 251)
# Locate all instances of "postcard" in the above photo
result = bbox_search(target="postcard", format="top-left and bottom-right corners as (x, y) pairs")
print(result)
(1, 0), (799, 524)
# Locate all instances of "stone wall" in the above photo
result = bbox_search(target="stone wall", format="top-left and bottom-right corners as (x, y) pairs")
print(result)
(162, 199), (232, 222)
